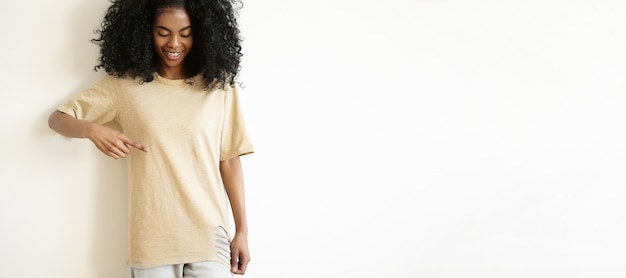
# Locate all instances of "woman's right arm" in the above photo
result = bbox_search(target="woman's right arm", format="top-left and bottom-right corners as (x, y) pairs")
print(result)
(48, 110), (148, 159)
(48, 110), (95, 139)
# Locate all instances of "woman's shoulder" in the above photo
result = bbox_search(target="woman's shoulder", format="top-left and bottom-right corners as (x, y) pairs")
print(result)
(82, 73), (145, 98)
(97, 72), (149, 87)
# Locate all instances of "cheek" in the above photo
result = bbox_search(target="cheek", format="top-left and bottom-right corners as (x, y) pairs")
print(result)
(152, 37), (165, 48)
(184, 36), (193, 48)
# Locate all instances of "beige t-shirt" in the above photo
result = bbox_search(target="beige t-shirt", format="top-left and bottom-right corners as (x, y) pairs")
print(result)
(58, 73), (254, 268)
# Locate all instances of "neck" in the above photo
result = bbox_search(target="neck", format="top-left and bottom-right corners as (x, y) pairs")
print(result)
(157, 67), (185, 80)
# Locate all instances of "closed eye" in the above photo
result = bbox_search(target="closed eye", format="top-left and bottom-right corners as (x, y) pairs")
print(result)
(180, 27), (192, 38)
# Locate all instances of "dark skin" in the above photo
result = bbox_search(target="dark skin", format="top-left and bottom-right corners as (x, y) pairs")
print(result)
(152, 8), (193, 80)
(48, 7), (250, 275)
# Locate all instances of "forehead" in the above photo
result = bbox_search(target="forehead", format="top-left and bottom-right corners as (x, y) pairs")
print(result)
(153, 8), (191, 28)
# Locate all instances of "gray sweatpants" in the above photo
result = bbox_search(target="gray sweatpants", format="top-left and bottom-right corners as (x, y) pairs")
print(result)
(131, 261), (232, 278)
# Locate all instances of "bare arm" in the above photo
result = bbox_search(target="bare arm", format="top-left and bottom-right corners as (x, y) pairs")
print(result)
(48, 110), (94, 139)
(220, 156), (250, 275)
(48, 110), (147, 159)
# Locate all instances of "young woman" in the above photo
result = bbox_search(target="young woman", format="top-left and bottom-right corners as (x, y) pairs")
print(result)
(48, 0), (253, 277)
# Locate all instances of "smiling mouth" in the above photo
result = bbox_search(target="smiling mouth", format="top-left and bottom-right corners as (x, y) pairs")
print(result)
(165, 51), (183, 58)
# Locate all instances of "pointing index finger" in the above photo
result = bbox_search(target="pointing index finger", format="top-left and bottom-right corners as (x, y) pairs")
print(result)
(125, 140), (148, 153)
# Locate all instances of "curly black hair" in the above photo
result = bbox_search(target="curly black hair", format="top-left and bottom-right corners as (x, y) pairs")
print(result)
(92, 0), (243, 88)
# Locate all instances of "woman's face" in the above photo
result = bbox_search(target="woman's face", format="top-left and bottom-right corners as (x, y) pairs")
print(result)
(152, 8), (193, 79)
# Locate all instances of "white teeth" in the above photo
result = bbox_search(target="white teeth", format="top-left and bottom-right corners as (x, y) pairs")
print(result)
(166, 52), (182, 57)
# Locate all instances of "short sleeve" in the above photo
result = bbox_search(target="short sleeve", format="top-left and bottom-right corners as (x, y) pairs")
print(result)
(57, 74), (120, 125)
(219, 85), (254, 161)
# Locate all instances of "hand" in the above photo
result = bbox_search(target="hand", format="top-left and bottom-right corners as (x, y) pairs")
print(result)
(87, 124), (148, 159)
(230, 233), (250, 275)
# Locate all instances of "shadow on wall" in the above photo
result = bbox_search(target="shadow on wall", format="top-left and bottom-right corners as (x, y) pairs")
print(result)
(36, 118), (129, 278)
(57, 1), (130, 277)
(92, 121), (129, 278)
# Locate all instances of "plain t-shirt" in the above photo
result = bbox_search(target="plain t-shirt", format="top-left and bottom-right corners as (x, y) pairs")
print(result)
(58, 73), (254, 268)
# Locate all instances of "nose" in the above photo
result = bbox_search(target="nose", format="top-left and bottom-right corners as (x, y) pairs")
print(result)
(168, 35), (181, 47)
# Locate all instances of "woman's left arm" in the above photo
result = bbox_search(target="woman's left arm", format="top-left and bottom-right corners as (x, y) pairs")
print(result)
(220, 156), (251, 275)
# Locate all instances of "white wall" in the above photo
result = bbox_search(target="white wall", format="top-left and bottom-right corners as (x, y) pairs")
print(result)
(1, 0), (625, 277)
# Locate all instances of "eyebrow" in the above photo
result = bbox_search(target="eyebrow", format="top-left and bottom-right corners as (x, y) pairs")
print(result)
(155, 25), (192, 32)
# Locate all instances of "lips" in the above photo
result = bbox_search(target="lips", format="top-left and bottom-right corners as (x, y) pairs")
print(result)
(165, 51), (183, 60)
